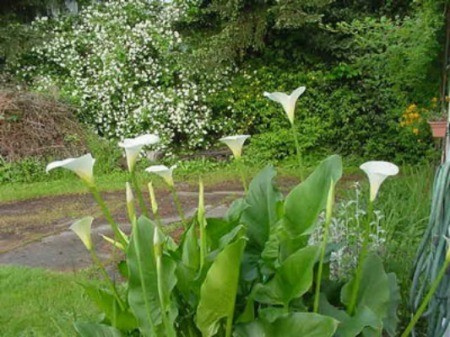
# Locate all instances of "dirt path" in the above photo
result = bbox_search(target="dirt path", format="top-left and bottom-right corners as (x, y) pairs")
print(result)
(0, 175), (308, 271)
(0, 179), (249, 271)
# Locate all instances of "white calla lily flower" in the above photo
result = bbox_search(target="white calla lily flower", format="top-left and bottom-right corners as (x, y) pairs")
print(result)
(264, 86), (306, 125)
(119, 134), (160, 171)
(46, 153), (95, 185)
(70, 216), (94, 251)
(219, 135), (250, 159)
(145, 165), (177, 187)
(360, 161), (399, 202)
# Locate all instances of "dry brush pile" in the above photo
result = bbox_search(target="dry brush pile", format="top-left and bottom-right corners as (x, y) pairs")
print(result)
(0, 88), (86, 162)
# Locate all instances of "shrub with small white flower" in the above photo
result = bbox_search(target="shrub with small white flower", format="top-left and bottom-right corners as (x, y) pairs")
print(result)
(13, 0), (233, 152)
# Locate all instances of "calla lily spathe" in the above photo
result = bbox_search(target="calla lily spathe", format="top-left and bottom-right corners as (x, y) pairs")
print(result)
(125, 182), (135, 222)
(219, 135), (250, 159)
(46, 153), (95, 185)
(119, 134), (160, 171)
(145, 165), (177, 187)
(70, 216), (94, 251)
(264, 86), (306, 125)
(360, 161), (399, 201)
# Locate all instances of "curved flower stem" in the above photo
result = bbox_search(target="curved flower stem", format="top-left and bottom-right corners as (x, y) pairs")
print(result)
(130, 171), (149, 218)
(89, 249), (125, 311)
(155, 252), (176, 337)
(401, 260), (449, 337)
(314, 214), (332, 313)
(314, 181), (335, 313)
(170, 186), (186, 227)
(153, 209), (163, 227)
(236, 158), (248, 193)
(88, 184), (127, 247)
(347, 200), (373, 315)
(291, 123), (304, 180)
(198, 178), (207, 269)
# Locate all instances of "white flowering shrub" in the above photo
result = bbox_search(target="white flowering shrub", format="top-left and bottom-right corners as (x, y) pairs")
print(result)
(13, 0), (233, 151)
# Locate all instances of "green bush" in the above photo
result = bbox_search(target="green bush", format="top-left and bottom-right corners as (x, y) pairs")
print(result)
(209, 60), (435, 164)
(11, 0), (233, 151)
(0, 157), (47, 183)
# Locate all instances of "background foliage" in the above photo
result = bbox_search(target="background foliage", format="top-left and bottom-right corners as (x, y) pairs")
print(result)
(0, 0), (446, 165)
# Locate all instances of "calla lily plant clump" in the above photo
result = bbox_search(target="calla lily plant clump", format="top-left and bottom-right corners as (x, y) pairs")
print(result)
(46, 87), (437, 337)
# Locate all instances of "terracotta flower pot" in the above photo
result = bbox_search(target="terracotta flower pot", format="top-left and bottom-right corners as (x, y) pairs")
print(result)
(428, 120), (448, 138)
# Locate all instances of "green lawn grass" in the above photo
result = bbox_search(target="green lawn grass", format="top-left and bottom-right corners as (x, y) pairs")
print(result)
(0, 162), (256, 202)
(0, 157), (362, 203)
(0, 266), (103, 337)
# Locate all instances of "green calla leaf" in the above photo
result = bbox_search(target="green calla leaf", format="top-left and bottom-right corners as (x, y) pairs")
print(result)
(260, 225), (281, 275)
(117, 260), (128, 279)
(234, 312), (338, 337)
(283, 155), (342, 237)
(176, 222), (201, 307)
(180, 222), (201, 270)
(196, 237), (246, 337)
(225, 198), (249, 223)
(341, 254), (390, 317)
(81, 284), (137, 331)
(319, 296), (382, 337)
(74, 322), (124, 337)
(236, 298), (255, 324)
(241, 164), (283, 254)
(127, 216), (177, 337)
(383, 273), (401, 337)
(253, 245), (320, 307)
(239, 165), (283, 281)
(206, 218), (236, 252)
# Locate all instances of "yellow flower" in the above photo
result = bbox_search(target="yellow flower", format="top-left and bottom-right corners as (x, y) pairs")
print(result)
(413, 128), (419, 135)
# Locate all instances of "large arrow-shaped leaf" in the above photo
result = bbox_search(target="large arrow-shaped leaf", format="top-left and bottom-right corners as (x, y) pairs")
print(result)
(127, 217), (177, 337)
(81, 284), (137, 331)
(241, 165), (283, 254)
(283, 155), (342, 237)
(319, 296), (382, 337)
(176, 222), (201, 307)
(318, 256), (400, 337)
(253, 245), (320, 307)
(196, 238), (246, 337)
(341, 254), (390, 317)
